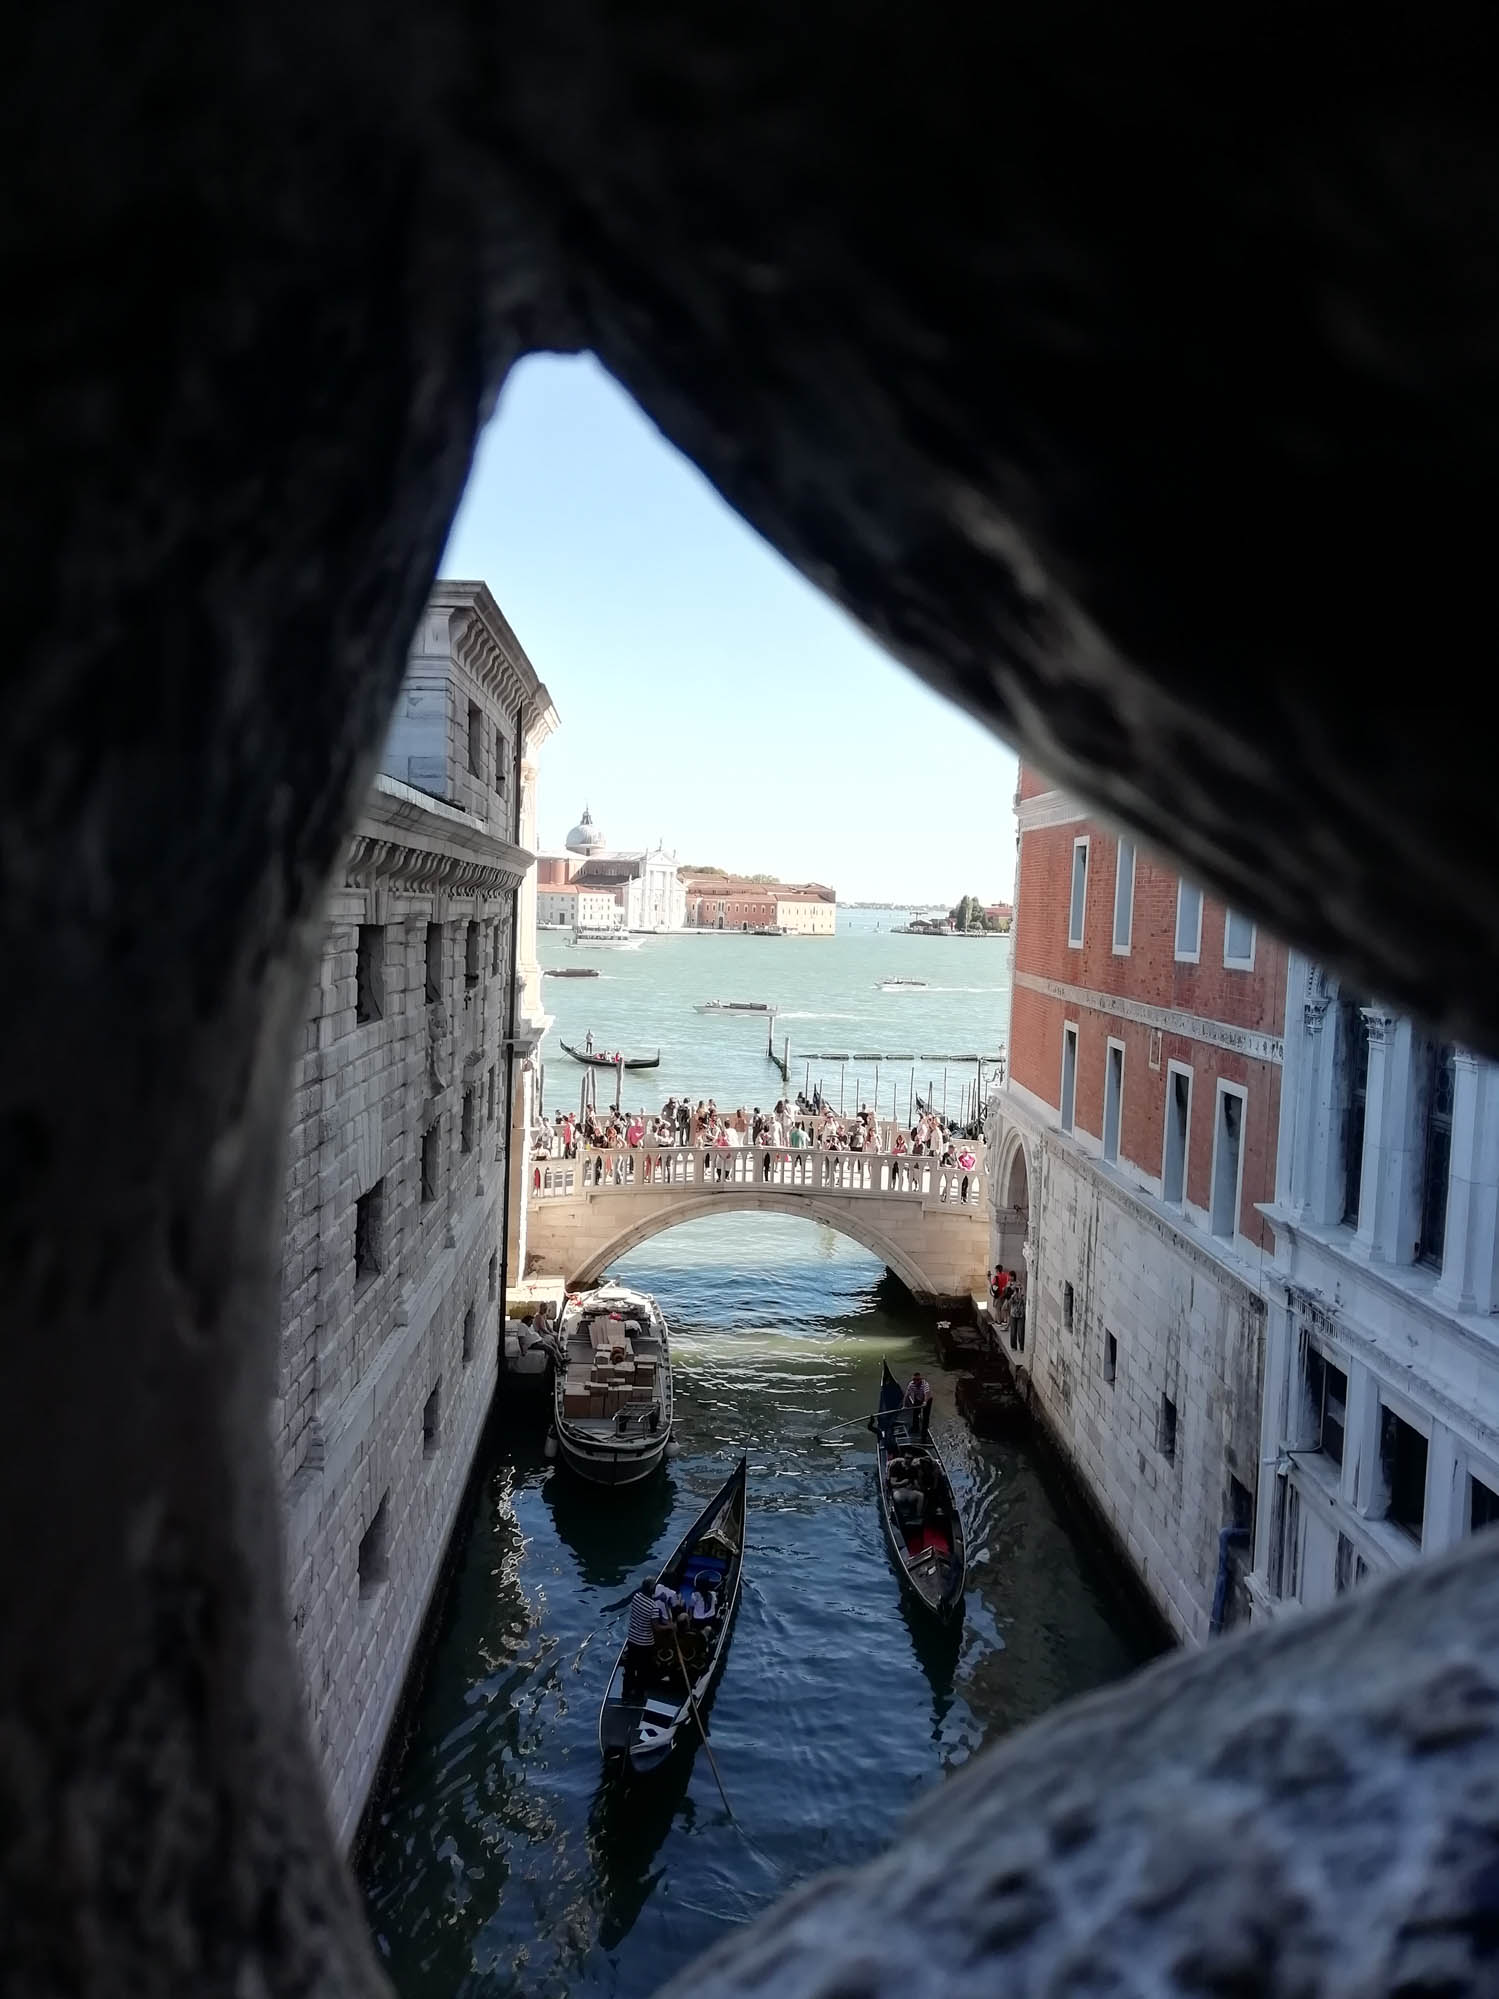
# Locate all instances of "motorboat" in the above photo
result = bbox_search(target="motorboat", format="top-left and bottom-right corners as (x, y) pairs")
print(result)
(878, 979), (929, 990)
(694, 1000), (775, 1014)
(552, 1284), (674, 1486)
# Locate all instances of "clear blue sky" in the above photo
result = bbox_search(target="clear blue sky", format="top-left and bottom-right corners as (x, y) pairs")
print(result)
(442, 355), (1018, 903)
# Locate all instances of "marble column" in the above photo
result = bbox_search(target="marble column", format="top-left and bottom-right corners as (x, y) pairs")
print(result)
(1355, 1009), (1414, 1265)
(1436, 1053), (1499, 1315)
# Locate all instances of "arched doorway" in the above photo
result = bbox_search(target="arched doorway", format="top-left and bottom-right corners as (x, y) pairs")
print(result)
(993, 1132), (1031, 1291)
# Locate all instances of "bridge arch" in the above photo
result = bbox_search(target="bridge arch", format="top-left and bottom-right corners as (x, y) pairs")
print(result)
(569, 1192), (939, 1300)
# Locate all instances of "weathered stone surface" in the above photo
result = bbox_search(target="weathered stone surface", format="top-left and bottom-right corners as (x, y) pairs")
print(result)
(660, 1531), (1499, 1999)
(5, 5), (1499, 1996)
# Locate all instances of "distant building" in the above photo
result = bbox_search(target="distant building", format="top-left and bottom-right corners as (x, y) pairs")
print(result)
(535, 883), (622, 931)
(533, 809), (685, 932)
(982, 902), (1014, 928)
(683, 872), (837, 933)
(990, 765), (1285, 1642)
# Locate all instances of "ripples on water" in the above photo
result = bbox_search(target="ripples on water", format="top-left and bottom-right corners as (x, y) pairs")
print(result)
(360, 1216), (1158, 1999)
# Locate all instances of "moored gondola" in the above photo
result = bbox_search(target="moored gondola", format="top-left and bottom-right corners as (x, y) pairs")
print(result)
(874, 1361), (965, 1622)
(598, 1455), (748, 1775)
(560, 1040), (661, 1070)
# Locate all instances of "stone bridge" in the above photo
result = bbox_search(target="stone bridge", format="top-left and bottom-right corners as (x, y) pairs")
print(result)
(527, 1148), (988, 1305)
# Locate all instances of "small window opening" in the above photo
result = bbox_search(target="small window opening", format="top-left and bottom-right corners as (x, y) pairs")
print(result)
(1379, 1405), (1427, 1543)
(1063, 1280), (1075, 1332)
(1211, 1089), (1243, 1239)
(494, 727), (508, 795)
(465, 919), (480, 988)
(1164, 1069), (1190, 1205)
(1305, 1347), (1347, 1467)
(356, 924), (385, 1023)
(1103, 1043), (1123, 1165)
(461, 1087), (475, 1154)
(1223, 910), (1255, 966)
(1471, 1476), (1499, 1534)
(423, 1379), (442, 1457)
(1335, 1532), (1358, 1594)
(463, 1304), (477, 1364)
(354, 1179), (384, 1285)
(420, 1121), (440, 1205)
(467, 700), (483, 778)
(1228, 1474), (1253, 1535)
(491, 919), (501, 976)
(487, 1251), (498, 1302)
(1418, 1042), (1456, 1269)
(358, 1494), (390, 1600)
(1175, 880), (1202, 960)
(486, 1064), (496, 1123)
(1104, 1330), (1117, 1384)
(1340, 998), (1370, 1227)
(424, 921), (443, 1004)
(1068, 839), (1088, 947)
(1112, 840), (1135, 952)
(1060, 1025), (1078, 1134)
(1159, 1393), (1178, 1461)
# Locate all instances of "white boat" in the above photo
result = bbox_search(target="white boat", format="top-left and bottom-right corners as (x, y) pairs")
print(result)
(878, 978), (929, 990)
(552, 1284), (674, 1485)
(694, 1000), (775, 1014)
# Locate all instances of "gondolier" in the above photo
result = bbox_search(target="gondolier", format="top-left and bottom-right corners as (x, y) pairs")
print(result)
(903, 1369), (933, 1440)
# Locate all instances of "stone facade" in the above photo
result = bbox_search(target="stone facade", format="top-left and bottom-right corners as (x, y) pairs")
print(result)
(990, 772), (1285, 1642)
(1250, 953), (1499, 1619)
(274, 581), (554, 1847)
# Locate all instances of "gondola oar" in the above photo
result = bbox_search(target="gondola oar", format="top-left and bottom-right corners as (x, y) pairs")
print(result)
(671, 1624), (735, 1820)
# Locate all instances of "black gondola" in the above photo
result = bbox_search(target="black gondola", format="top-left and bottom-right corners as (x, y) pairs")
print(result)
(875, 1361), (966, 1622)
(598, 1455), (748, 1775)
(561, 1040), (662, 1071)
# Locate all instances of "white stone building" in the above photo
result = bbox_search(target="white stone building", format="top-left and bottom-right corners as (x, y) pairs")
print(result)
(1249, 954), (1499, 1617)
(535, 884), (622, 931)
(274, 581), (554, 1847)
(776, 891), (837, 935)
(542, 807), (687, 932)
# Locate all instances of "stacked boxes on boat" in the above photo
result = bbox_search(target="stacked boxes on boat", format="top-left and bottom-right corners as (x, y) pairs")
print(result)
(562, 1305), (661, 1421)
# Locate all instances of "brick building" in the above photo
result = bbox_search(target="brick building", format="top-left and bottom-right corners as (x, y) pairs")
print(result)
(991, 766), (1286, 1641)
(684, 872), (837, 932)
(275, 581), (555, 1844)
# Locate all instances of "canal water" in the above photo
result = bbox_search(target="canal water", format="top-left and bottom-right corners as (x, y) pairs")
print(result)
(359, 1211), (1162, 1998)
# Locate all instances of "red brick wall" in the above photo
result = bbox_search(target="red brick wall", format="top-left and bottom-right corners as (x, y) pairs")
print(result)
(1010, 795), (1285, 1248)
(1016, 765), (1053, 803)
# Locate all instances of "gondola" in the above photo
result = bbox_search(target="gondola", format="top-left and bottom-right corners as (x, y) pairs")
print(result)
(874, 1361), (966, 1622)
(560, 1040), (661, 1070)
(598, 1455), (748, 1775)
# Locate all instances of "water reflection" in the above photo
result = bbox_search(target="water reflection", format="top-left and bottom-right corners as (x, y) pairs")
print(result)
(361, 1220), (1161, 1999)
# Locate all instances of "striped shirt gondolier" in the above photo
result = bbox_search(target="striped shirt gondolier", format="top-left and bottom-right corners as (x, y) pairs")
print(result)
(627, 1591), (656, 1649)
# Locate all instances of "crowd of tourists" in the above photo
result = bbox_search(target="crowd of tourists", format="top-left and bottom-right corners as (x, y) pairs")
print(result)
(534, 1093), (979, 1196)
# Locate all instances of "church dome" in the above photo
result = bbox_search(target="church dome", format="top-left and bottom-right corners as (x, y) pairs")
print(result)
(565, 805), (606, 856)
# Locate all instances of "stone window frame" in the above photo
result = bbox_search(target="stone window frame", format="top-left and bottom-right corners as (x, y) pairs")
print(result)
(1067, 834), (1089, 950)
(1112, 838), (1135, 955)
(357, 1493), (390, 1604)
(422, 1378), (442, 1458)
(1103, 1329), (1117, 1384)
(1161, 1059), (1192, 1208)
(1102, 1035), (1125, 1166)
(420, 1119), (441, 1205)
(353, 1178), (384, 1287)
(355, 923), (384, 1024)
(1174, 878), (1203, 963)
(460, 1087), (475, 1155)
(1209, 1078), (1248, 1240)
(466, 699), (484, 779)
(1223, 909), (1256, 970)
(464, 919), (480, 989)
(424, 921), (443, 1005)
(1159, 1391), (1179, 1462)
(462, 1302), (477, 1364)
(1059, 1021), (1078, 1134)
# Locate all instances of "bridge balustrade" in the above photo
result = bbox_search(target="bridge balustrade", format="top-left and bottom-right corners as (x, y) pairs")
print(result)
(533, 1147), (985, 1209)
